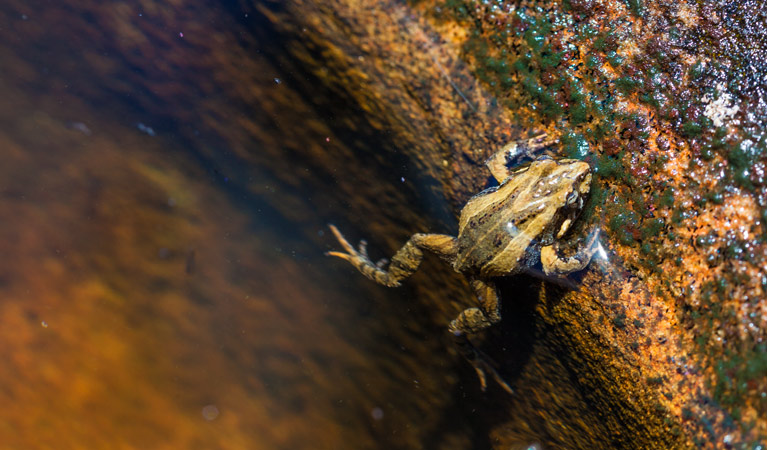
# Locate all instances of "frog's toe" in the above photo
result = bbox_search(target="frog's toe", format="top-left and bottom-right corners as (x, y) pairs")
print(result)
(328, 224), (359, 254)
(489, 369), (514, 395)
(470, 354), (514, 395)
(473, 365), (488, 391)
(325, 250), (354, 261)
(375, 257), (389, 268)
(358, 239), (369, 258)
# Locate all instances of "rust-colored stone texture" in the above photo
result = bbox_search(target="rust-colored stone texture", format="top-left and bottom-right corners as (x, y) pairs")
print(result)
(1, 0), (766, 448)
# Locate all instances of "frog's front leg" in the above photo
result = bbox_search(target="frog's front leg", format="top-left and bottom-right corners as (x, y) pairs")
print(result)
(541, 229), (600, 276)
(326, 224), (457, 287)
(448, 279), (513, 394)
(485, 133), (559, 183)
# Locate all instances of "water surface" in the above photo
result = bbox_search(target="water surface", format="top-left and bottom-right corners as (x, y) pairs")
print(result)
(0, 1), (508, 448)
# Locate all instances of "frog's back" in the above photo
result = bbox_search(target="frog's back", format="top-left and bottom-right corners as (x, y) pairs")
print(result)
(453, 178), (533, 277)
(453, 159), (571, 277)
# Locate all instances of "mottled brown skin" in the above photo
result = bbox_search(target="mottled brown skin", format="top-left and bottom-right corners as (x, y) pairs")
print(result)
(328, 135), (596, 393)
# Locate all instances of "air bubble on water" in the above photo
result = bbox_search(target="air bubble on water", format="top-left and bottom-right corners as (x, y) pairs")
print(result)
(202, 404), (220, 421)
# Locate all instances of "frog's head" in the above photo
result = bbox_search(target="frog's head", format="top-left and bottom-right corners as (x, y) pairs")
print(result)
(529, 158), (592, 240)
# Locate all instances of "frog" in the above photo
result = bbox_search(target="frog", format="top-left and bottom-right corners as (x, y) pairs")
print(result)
(327, 134), (598, 394)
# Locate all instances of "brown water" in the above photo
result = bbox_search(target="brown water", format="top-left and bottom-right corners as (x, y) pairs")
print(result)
(0, 1), (520, 448)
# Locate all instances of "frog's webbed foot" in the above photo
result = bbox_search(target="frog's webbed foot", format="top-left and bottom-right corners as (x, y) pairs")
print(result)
(354, 239), (390, 268)
(326, 224), (393, 285)
(486, 133), (559, 183)
(453, 330), (514, 395)
(326, 227), (366, 264)
(448, 279), (513, 394)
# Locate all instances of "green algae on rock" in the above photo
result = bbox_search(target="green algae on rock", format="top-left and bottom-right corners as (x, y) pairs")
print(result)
(422, 0), (767, 446)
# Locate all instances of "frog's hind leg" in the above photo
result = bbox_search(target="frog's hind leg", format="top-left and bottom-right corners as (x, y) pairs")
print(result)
(486, 133), (559, 182)
(327, 224), (457, 288)
(448, 279), (514, 394)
